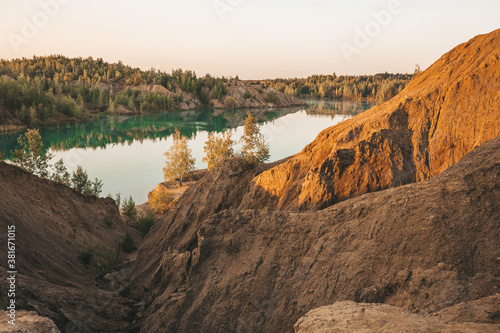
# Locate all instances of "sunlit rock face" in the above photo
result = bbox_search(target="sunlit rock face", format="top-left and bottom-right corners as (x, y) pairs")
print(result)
(253, 29), (500, 211)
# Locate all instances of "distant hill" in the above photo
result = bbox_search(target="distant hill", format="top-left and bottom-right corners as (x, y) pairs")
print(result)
(0, 55), (305, 129)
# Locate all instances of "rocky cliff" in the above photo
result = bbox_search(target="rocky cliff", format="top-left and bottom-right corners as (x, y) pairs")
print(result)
(250, 29), (500, 210)
(128, 29), (500, 332)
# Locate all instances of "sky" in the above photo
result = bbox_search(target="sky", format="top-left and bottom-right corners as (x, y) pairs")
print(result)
(1, 0), (499, 79)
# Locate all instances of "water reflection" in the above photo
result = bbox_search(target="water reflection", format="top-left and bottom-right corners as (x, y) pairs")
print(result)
(1, 106), (308, 158)
(0, 101), (374, 202)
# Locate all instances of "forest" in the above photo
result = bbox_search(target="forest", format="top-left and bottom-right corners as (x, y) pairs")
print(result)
(255, 72), (413, 102)
(0, 55), (230, 126)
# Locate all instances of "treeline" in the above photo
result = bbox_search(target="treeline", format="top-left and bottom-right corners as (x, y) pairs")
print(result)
(255, 72), (413, 102)
(0, 55), (233, 126)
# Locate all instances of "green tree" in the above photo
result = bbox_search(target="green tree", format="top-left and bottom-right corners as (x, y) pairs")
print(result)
(71, 166), (90, 193)
(29, 105), (39, 125)
(163, 128), (195, 187)
(128, 96), (135, 111)
(77, 93), (85, 114)
(0, 148), (3, 161)
(11, 129), (53, 178)
(115, 192), (122, 207)
(109, 97), (116, 113)
(203, 131), (235, 170)
(120, 230), (136, 253)
(88, 178), (103, 197)
(239, 112), (270, 166)
(51, 158), (71, 186)
(122, 196), (137, 222)
(133, 211), (156, 235)
(69, 166), (104, 196)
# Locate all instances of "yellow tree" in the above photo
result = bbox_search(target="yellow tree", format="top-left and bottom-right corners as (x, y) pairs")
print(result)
(149, 186), (175, 214)
(202, 131), (235, 170)
(163, 128), (195, 187)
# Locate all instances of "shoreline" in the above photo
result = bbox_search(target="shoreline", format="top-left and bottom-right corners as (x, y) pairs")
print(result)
(137, 169), (208, 212)
(0, 101), (308, 135)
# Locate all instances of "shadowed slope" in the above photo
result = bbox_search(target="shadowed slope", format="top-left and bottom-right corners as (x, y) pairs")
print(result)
(0, 162), (135, 332)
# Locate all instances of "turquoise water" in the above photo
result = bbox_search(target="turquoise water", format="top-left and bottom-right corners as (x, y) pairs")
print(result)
(0, 100), (373, 203)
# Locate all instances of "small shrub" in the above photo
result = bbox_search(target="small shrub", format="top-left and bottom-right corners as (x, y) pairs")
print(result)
(223, 96), (236, 109)
(115, 192), (122, 207)
(149, 186), (175, 214)
(121, 231), (136, 253)
(133, 210), (156, 235)
(78, 249), (94, 265)
(243, 92), (252, 99)
(264, 92), (281, 105)
(94, 246), (117, 269)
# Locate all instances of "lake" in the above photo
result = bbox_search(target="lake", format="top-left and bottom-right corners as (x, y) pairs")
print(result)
(0, 99), (374, 203)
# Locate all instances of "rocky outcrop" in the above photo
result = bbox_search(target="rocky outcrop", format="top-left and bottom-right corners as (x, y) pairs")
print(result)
(131, 135), (500, 332)
(121, 81), (305, 111)
(0, 311), (60, 333)
(222, 83), (306, 109)
(133, 83), (174, 96)
(0, 162), (137, 332)
(250, 29), (500, 210)
(294, 300), (500, 333)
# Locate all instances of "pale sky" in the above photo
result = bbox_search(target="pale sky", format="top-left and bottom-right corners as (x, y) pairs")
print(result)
(1, 0), (499, 79)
